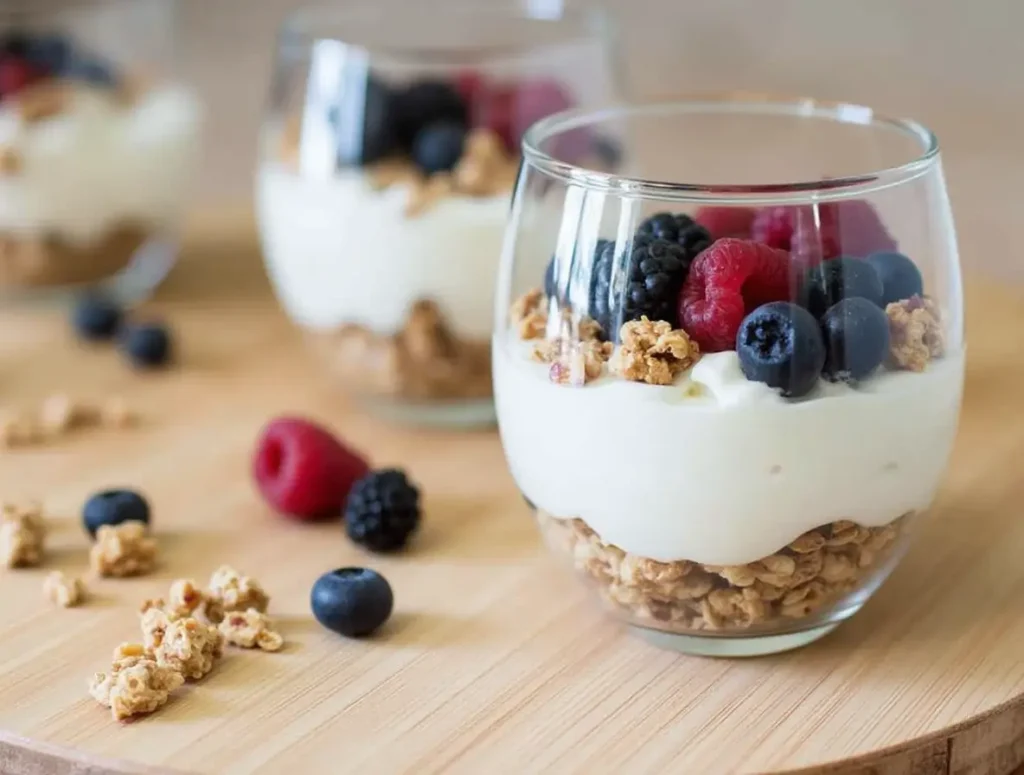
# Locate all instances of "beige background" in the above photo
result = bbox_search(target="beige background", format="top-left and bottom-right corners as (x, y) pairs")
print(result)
(178, 0), (1019, 280)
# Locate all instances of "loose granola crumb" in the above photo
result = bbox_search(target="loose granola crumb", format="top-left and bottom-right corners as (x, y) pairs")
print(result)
(219, 608), (284, 652)
(99, 396), (136, 428)
(207, 565), (269, 622)
(0, 501), (46, 568)
(89, 642), (184, 721)
(510, 288), (548, 340)
(886, 295), (945, 372)
(539, 510), (907, 632)
(43, 571), (86, 607)
(612, 317), (700, 385)
(153, 617), (224, 680)
(0, 412), (42, 449)
(89, 521), (157, 578)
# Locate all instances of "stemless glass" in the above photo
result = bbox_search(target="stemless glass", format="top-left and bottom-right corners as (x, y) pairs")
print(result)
(0, 0), (201, 304)
(256, 2), (617, 428)
(495, 97), (964, 656)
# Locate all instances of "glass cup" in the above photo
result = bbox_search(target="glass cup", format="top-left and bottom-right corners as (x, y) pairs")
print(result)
(256, 2), (618, 428)
(495, 97), (965, 656)
(0, 0), (202, 304)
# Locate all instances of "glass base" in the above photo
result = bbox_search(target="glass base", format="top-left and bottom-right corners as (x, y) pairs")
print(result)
(631, 621), (841, 657)
(364, 396), (496, 429)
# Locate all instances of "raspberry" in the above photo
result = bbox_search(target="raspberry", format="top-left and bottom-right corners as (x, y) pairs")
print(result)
(750, 201), (896, 265)
(253, 417), (370, 521)
(471, 84), (516, 151)
(678, 238), (793, 352)
(694, 206), (756, 240)
(0, 56), (42, 100)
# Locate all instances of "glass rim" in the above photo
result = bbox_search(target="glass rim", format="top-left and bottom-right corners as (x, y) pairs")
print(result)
(282, 1), (609, 62)
(521, 94), (942, 205)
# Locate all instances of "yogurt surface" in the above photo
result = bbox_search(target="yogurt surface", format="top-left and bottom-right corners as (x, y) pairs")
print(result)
(495, 341), (964, 566)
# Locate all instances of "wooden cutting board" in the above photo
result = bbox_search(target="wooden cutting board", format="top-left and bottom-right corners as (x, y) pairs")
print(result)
(1, 210), (1023, 775)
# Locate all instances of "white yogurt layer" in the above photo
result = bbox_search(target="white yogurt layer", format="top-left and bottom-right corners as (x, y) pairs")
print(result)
(257, 164), (514, 341)
(495, 342), (964, 566)
(0, 84), (201, 244)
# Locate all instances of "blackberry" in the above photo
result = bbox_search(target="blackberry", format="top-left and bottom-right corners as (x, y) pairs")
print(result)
(587, 238), (617, 336)
(344, 469), (421, 552)
(395, 80), (467, 149)
(618, 236), (692, 330)
(636, 212), (713, 255)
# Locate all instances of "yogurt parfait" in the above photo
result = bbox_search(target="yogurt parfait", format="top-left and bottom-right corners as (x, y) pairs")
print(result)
(495, 99), (964, 655)
(256, 4), (616, 426)
(0, 1), (201, 302)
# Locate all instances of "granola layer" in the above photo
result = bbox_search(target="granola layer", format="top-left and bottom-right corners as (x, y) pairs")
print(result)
(310, 298), (491, 401)
(0, 224), (150, 289)
(538, 510), (909, 633)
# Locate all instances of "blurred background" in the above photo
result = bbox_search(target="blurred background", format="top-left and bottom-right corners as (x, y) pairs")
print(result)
(181, 0), (1019, 280)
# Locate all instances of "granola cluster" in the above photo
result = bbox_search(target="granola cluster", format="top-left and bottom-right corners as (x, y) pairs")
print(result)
(0, 501), (46, 568)
(510, 288), (548, 340)
(89, 521), (158, 578)
(207, 565), (270, 618)
(153, 617), (224, 680)
(0, 394), (135, 449)
(886, 295), (945, 372)
(539, 510), (907, 632)
(89, 643), (184, 721)
(43, 571), (86, 607)
(612, 318), (701, 386)
(219, 609), (284, 652)
(312, 298), (491, 401)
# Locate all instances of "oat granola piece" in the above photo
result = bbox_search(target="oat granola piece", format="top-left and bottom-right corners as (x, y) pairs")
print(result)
(219, 608), (284, 652)
(510, 288), (548, 340)
(0, 502), (46, 568)
(613, 317), (700, 385)
(532, 337), (613, 387)
(89, 521), (157, 578)
(15, 81), (72, 122)
(0, 412), (42, 449)
(43, 571), (86, 607)
(139, 598), (176, 651)
(207, 565), (269, 621)
(89, 642), (184, 721)
(886, 295), (945, 372)
(154, 617), (224, 680)
(167, 579), (206, 618)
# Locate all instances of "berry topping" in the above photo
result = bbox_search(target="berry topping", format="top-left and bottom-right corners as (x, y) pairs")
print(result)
(819, 297), (891, 382)
(618, 236), (694, 331)
(72, 295), (123, 341)
(751, 201), (896, 264)
(471, 83), (516, 151)
(22, 34), (73, 74)
(736, 302), (826, 398)
(694, 206), (757, 240)
(395, 80), (467, 149)
(311, 567), (393, 638)
(454, 70), (485, 106)
(120, 322), (173, 368)
(678, 238), (793, 352)
(253, 417), (370, 521)
(411, 120), (466, 174)
(799, 256), (884, 319)
(0, 55), (42, 100)
(83, 489), (150, 538)
(333, 76), (398, 166)
(344, 469), (421, 552)
(586, 238), (616, 334)
(66, 55), (117, 87)
(636, 212), (713, 255)
(865, 251), (924, 306)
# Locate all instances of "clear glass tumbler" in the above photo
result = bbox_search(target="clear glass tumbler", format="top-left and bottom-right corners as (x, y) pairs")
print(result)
(495, 97), (964, 656)
(256, 2), (618, 428)
(0, 0), (202, 304)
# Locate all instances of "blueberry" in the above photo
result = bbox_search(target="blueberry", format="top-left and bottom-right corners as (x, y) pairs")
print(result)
(412, 121), (465, 174)
(24, 34), (74, 75)
(120, 322), (172, 368)
(736, 302), (826, 398)
(311, 567), (393, 637)
(72, 295), (123, 341)
(800, 257), (884, 319)
(820, 297), (891, 381)
(395, 80), (467, 149)
(65, 55), (117, 87)
(865, 251), (923, 306)
(83, 489), (150, 538)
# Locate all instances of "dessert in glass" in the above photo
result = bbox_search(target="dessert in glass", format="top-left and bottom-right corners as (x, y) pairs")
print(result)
(0, 0), (201, 303)
(256, 4), (617, 427)
(495, 98), (964, 655)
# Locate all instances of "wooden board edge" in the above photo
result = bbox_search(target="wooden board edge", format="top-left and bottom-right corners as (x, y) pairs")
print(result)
(0, 732), (185, 775)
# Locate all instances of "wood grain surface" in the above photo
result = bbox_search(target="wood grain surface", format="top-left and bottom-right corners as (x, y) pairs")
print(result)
(1, 210), (1023, 775)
